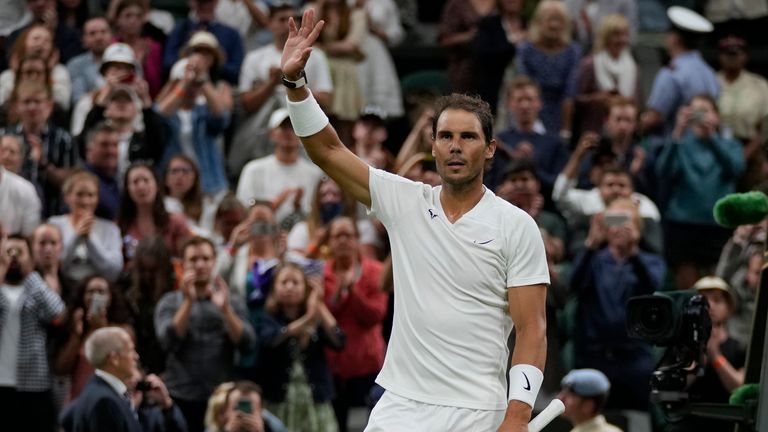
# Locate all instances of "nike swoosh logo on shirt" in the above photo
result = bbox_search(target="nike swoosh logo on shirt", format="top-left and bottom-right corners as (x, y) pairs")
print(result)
(523, 372), (531, 391)
(475, 239), (494, 245)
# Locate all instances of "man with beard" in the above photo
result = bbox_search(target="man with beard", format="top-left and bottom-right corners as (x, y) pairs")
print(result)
(0, 232), (66, 432)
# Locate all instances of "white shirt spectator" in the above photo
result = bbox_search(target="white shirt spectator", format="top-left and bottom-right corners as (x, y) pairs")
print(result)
(236, 154), (323, 224)
(365, 0), (405, 46)
(552, 173), (661, 221)
(0, 167), (41, 236)
(228, 44), (332, 172)
(48, 215), (124, 283)
(0, 283), (23, 386)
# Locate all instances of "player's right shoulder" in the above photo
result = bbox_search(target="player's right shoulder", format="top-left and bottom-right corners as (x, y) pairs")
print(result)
(370, 168), (431, 195)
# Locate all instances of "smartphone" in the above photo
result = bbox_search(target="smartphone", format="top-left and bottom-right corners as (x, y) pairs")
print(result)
(603, 212), (630, 227)
(135, 380), (153, 392)
(250, 221), (275, 236)
(121, 72), (135, 84)
(689, 109), (705, 125)
(89, 292), (109, 316)
(236, 398), (252, 414)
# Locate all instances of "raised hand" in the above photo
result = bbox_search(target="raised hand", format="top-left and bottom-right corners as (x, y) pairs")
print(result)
(280, 8), (325, 80)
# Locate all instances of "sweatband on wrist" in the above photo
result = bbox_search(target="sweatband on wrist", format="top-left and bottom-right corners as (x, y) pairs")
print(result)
(286, 92), (329, 137)
(508, 364), (543, 408)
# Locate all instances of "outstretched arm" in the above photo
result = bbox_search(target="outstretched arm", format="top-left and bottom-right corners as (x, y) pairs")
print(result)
(281, 9), (372, 208)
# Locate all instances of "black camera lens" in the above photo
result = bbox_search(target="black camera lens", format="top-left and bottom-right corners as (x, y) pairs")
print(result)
(627, 295), (676, 345)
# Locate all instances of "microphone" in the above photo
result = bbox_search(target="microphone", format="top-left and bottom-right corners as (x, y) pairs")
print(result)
(528, 398), (565, 432)
(713, 191), (768, 228)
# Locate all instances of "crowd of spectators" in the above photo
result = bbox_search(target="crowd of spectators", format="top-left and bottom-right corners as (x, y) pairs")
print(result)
(0, 0), (766, 431)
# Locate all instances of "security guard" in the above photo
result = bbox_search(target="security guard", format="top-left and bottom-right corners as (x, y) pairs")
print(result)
(641, 7), (720, 136)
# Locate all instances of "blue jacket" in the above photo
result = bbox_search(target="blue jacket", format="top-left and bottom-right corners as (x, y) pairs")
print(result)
(161, 105), (230, 195)
(257, 312), (346, 403)
(570, 247), (665, 350)
(60, 375), (142, 432)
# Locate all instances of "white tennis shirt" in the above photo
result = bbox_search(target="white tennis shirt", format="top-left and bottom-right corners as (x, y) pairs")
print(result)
(368, 168), (550, 410)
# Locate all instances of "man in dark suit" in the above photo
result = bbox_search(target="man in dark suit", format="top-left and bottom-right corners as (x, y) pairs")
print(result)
(60, 327), (142, 432)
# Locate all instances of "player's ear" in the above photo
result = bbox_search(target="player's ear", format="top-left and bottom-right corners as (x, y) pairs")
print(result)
(486, 138), (496, 160)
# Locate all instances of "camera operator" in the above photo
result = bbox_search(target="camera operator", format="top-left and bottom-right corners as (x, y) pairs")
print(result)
(684, 276), (745, 431)
(127, 372), (188, 432)
(570, 198), (666, 410)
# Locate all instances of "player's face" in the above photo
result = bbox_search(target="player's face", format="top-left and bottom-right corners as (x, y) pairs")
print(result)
(432, 109), (495, 190)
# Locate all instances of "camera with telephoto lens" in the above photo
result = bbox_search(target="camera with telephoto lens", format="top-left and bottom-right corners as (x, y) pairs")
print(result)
(626, 291), (711, 404)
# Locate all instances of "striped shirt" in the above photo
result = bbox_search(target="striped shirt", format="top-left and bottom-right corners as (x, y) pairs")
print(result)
(0, 272), (65, 392)
(3, 123), (79, 217)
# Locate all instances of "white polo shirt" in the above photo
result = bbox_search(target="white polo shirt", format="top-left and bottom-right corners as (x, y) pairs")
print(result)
(368, 168), (550, 410)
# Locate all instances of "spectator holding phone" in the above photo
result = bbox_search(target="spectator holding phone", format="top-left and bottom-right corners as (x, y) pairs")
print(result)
(157, 31), (233, 198)
(154, 236), (255, 432)
(71, 42), (150, 138)
(209, 381), (287, 432)
(54, 274), (132, 401)
(126, 372), (189, 432)
(553, 133), (662, 255)
(570, 198), (665, 410)
(0, 233), (66, 432)
(656, 95), (745, 290)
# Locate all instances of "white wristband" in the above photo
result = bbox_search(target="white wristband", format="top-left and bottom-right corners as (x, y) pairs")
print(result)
(508, 364), (543, 408)
(286, 92), (329, 137)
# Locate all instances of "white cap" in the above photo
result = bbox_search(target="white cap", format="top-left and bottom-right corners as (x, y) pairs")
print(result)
(667, 6), (713, 33)
(268, 108), (291, 129)
(100, 43), (138, 74)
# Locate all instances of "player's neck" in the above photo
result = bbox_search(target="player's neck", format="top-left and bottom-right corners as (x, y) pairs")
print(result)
(440, 182), (486, 223)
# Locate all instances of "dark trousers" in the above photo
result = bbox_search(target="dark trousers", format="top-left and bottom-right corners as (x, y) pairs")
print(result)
(174, 397), (208, 432)
(0, 387), (57, 432)
(332, 374), (377, 432)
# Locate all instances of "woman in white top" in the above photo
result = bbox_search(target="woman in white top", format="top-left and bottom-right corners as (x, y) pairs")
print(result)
(48, 171), (124, 285)
(0, 24), (71, 109)
(163, 154), (220, 238)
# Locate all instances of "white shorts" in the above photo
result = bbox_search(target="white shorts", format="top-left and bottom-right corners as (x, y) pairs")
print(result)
(364, 391), (506, 432)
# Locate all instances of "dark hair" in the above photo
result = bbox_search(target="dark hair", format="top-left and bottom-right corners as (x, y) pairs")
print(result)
(112, 0), (146, 24)
(264, 261), (311, 316)
(69, 274), (133, 327)
(215, 193), (246, 220)
(599, 166), (633, 187)
(118, 162), (170, 234)
(180, 235), (216, 260)
(308, 177), (357, 240)
(57, 0), (90, 30)
(328, 215), (359, 238)
(432, 94), (494, 145)
(672, 28), (701, 51)
(164, 154), (203, 222)
(503, 159), (538, 181)
(225, 380), (264, 407)
(6, 233), (31, 253)
(690, 94), (719, 114)
(85, 121), (118, 149)
(507, 75), (541, 96)
(127, 236), (174, 308)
